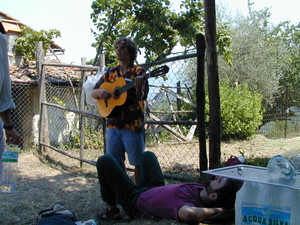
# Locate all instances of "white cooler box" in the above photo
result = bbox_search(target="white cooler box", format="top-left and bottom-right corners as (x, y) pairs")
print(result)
(203, 165), (300, 225)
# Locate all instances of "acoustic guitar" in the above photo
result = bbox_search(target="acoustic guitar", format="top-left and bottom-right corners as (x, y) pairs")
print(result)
(97, 65), (169, 118)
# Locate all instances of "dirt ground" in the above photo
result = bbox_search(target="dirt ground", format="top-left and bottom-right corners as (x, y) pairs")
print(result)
(1, 135), (299, 225)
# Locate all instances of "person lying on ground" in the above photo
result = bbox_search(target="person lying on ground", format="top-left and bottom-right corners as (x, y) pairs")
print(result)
(96, 151), (241, 224)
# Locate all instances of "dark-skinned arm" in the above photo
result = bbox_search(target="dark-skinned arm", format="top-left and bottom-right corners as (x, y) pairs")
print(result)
(0, 109), (21, 145)
(178, 205), (224, 223)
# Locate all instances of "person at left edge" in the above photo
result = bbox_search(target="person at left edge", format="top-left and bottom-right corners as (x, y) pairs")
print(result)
(0, 31), (21, 178)
(91, 38), (149, 186)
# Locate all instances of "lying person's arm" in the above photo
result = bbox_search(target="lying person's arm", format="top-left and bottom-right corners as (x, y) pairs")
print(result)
(178, 205), (224, 223)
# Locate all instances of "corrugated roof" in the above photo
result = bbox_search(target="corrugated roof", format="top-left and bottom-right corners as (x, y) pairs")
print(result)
(10, 60), (86, 85)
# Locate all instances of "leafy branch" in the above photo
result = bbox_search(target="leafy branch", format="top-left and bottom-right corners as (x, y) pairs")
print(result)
(14, 27), (61, 61)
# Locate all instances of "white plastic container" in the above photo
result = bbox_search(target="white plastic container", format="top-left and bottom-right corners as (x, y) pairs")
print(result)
(235, 181), (300, 225)
(0, 145), (19, 193)
(202, 163), (300, 225)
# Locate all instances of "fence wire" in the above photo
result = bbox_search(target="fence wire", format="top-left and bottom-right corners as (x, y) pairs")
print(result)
(259, 86), (300, 139)
(37, 57), (201, 181)
(10, 56), (300, 181)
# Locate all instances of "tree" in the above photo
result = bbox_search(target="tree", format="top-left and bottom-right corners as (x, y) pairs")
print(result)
(14, 27), (61, 61)
(218, 2), (300, 110)
(272, 22), (300, 107)
(90, 0), (231, 66)
(218, 8), (282, 105)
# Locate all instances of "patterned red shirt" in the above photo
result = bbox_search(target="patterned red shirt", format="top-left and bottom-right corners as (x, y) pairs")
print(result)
(94, 64), (149, 132)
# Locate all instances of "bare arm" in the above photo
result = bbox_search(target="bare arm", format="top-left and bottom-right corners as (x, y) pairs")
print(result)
(91, 89), (112, 100)
(0, 109), (13, 126)
(0, 109), (21, 145)
(178, 205), (223, 223)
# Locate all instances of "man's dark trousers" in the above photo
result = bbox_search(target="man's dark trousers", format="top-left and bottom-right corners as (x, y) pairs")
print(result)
(96, 151), (165, 217)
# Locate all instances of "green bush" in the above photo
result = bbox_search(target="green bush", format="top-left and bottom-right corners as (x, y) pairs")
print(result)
(219, 84), (264, 139)
(67, 126), (103, 150)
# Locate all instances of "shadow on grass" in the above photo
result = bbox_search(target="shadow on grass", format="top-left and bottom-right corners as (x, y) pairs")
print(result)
(4, 151), (271, 225)
(1, 153), (188, 225)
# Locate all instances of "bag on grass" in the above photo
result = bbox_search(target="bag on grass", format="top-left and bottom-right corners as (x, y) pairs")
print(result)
(225, 155), (245, 167)
(36, 202), (77, 225)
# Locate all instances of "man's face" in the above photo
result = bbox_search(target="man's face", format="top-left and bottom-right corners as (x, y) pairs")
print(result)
(205, 176), (228, 194)
(114, 41), (130, 62)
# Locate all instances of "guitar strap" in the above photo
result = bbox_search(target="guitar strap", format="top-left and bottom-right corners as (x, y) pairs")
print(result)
(116, 65), (137, 78)
(117, 66), (123, 78)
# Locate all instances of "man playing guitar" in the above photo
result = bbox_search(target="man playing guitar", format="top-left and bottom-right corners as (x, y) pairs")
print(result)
(92, 37), (149, 188)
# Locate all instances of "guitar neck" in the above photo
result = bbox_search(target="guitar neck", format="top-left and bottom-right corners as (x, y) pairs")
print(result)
(115, 65), (169, 96)
(118, 73), (150, 95)
(119, 82), (135, 94)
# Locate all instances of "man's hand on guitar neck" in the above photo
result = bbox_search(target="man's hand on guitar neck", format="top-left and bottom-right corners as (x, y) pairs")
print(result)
(92, 89), (112, 100)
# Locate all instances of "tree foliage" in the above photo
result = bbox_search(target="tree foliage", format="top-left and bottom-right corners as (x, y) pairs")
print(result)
(218, 8), (280, 104)
(215, 4), (300, 141)
(91, 0), (232, 66)
(218, 5), (300, 108)
(272, 22), (300, 100)
(14, 27), (61, 61)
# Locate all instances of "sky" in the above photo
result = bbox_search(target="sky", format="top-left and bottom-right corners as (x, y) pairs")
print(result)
(1, 0), (299, 65)
(217, 0), (299, 24)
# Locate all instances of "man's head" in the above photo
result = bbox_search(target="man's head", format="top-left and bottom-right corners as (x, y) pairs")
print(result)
(204, 177), (242, 208)
(114, 38), (137, 66)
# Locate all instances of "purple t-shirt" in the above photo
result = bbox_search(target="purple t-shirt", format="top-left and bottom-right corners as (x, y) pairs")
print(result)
(135, 183), (205, 220)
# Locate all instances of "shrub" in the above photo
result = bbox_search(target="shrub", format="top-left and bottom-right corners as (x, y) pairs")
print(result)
(219, 84), (264, 139)
(68, 126), (103, 150)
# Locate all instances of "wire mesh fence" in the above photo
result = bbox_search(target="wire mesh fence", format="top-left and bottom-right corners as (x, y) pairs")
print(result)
(36, 55), (201, 181)
(258, 86), (300, 139)
(143, 58), (200, 179)
(11, 83), (39, 149)
(10, 55), (300, 181)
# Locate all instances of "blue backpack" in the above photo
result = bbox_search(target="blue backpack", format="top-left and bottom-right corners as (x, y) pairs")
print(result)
(36, 203), (77, 225)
